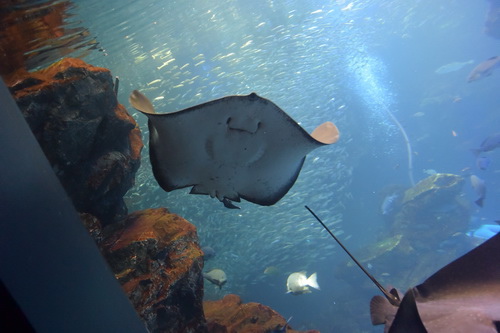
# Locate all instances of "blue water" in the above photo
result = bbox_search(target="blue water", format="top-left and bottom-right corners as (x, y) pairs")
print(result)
(43, 0), (500, 331)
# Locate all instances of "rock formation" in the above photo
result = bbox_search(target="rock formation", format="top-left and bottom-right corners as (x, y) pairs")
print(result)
(394, 173), (468, 247)
(338, 173), (470, 290)
(9, 58), (142, 224)
(100, 208), (207, 333)
(204, 294), (319, 333)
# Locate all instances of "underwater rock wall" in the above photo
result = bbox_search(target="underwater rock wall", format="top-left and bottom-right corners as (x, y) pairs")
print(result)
(336, 173), (470, 291)
(100, 208), (207, 333)
(395, 173), (468, 248)
(8, 58), (142, 224)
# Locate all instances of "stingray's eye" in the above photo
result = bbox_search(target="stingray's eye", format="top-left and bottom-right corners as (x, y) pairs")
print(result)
(257, 121), (262, 129)
(226, 117), (232, 125)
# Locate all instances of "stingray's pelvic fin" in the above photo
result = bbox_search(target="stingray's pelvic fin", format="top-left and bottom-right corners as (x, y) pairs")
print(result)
(222, 198), (240, 209)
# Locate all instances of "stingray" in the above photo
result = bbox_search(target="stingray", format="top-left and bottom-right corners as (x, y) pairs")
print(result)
(381, 232), (500, 333)
(130, 90), (339, 208)
(305, 206), (500, 333)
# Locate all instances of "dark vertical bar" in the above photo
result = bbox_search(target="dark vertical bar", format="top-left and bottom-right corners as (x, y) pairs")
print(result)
(0, 79), (147, 333)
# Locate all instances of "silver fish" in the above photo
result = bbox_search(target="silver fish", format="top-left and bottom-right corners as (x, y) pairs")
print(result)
(470, 175), (486, 207)
(472, 132), (500, 155)
(467, 56), (500, 82)
(434, 60), (473, 74)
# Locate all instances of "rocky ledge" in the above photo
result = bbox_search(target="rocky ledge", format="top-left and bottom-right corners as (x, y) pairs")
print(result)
(204, 294), (320, 333)
(100, 208), (207, 333)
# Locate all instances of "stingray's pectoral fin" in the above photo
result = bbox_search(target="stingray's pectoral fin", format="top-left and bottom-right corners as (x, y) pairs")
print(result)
(222, 198), (240, 209)
(311, 121), (340, 144)
(129, 90), (156, 114)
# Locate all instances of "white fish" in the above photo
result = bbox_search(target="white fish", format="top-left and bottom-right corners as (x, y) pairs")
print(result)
(381, 193), (399, 215)
(286, 271), (320, 295)
(423, 169), (437, 175)
(467, 56), (500, 82)
(470, 175), (486, 207)
(435, 60), (473, 74)
(203, 269), (227, 289)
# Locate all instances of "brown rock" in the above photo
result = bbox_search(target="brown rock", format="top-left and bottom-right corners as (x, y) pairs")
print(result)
(101, 208), (206, 333)
(10, 58), (142, 224)
(204, 294), (319, 333)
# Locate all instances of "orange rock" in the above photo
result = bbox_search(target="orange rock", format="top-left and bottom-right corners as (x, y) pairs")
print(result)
(204, 294), (320, 333)
(101, 208), (206, 333)
(115, 103), (143, 161)
(11, 57), (143, 224)
(9, 58), (111, 99)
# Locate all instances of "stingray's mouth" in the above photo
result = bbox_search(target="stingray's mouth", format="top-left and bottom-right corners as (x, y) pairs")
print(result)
(226, 117), (261, 134)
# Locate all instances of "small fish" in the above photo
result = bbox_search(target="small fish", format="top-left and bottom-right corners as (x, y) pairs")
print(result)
(286, 271), (320, 295)
(471, 133), (500, 156)
(467, 56), (500, 82)
(381, 193), (399, 215)
(470, 175), (486, 207)
(435, 59), (473, 74)
(476, 156), (491, 170)
(263, 266), (279, 276)
(201, 246), (216, 260)
(423, 169), (437, 175)
(203, 269), (227, 289)
(147, 79), (161, 86)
